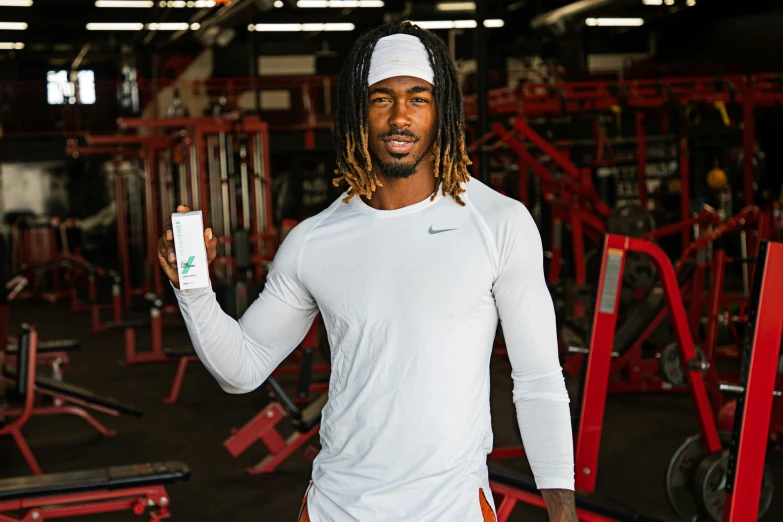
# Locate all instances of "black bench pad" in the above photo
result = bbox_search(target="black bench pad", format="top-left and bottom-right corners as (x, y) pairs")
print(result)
(0, 462), (189, 501)
(34, 375), (143, 417)
(107, 319), (150, 330)
(163, 347), (196, 358)
(489, 468), (663, 522)
(6, 339), (80, 354)
(296, 393), (328, 432)
(613, 259), (697, 356)
(3, 368), (143, 418)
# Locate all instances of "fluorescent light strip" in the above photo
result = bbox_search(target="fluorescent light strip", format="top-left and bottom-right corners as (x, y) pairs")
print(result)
(148, 22), (190, 30)
(0, 42), (24, 49)
(158, 0), (215, 6)
(249, 23), (355, 31)
(585, 18), (644, 26)
(411, 19), (504, 29)
(642, 0), (662, 5)
(95, 0), (153, 6)
(435, 2), (475, 11)
(0, 22), (28, 30)
(86, 23), (145, 30)
(296, 1), (384, 7)
(0, 1), (33, 6)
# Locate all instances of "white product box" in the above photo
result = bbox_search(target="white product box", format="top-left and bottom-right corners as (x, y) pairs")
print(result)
(172, 210), (210, 290)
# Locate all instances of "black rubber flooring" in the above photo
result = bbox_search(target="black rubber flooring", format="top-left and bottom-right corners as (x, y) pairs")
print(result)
(2, 300), (782, 521)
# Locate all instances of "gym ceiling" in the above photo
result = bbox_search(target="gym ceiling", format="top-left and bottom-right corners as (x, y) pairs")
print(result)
(1, 0), (780, 65)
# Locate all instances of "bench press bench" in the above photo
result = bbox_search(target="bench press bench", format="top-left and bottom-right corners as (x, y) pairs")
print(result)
(1, 325), (142, 475)
(224, 376), (326, 474)
(0, 462), (189, 521)
(4, 339), (80, 382)
(489, 468), (663, 522)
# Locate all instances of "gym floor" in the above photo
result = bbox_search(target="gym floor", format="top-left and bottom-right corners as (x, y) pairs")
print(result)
(2, 301), (782, 522)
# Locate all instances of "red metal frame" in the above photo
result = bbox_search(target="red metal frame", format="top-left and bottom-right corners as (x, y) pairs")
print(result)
(722, 241), (783, 522)
(119, 306), (169, 365)
(0, 327), (40, 474)
(162, 354), (199, 404)
(486, 120), (609, 318)
(223, 402), (320, 475)
(81, 135), (170, 303)
(574, 234), (722, 492)
(110, 115), (277, 283)
(490, 481), (619, 522)
(0, 484), (172, 521)
(0, 325), (138, 475)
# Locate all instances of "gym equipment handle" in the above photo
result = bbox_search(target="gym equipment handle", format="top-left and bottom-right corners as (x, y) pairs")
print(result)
(719, 382), (782, 397)
(568, 346), (619, 358)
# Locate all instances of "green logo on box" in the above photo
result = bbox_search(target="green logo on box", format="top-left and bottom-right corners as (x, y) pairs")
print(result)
(182, 256), (196, 274)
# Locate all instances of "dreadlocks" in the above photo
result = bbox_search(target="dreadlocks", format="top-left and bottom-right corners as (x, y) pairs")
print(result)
(332, 21), (472, 206)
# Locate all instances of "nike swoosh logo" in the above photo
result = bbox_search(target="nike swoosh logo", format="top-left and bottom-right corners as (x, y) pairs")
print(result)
(428, 226), (457, 235)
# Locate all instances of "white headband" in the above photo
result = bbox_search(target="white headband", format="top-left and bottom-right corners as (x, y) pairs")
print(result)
(367, 34), (434, 87)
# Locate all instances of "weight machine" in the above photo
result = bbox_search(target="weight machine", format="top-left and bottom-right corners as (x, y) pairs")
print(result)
(577, 236), (781, 521)
(115, 114), (276, 291)
(491, 233), (781, 520)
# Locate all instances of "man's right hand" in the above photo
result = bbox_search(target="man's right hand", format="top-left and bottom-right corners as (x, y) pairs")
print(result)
(157, 205), (218, 289)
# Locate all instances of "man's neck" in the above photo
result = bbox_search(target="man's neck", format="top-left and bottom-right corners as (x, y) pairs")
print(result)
(362, 167), (438, 211)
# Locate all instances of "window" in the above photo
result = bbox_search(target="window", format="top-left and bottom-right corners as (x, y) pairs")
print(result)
(46, 70), (96, 105)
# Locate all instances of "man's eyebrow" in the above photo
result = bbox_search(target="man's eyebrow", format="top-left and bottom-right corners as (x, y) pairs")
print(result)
(368, 85), (432, 96)
(407, 85), (431, 95)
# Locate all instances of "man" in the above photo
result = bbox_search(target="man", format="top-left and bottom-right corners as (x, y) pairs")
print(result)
(158, 21), (576, 522)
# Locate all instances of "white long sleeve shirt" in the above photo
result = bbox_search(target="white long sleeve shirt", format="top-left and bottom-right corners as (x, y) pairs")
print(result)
(173, 178), (574, 521)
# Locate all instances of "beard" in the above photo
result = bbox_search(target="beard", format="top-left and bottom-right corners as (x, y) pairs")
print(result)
(370, 132), (435, 180)
(370, 150), (421, 179)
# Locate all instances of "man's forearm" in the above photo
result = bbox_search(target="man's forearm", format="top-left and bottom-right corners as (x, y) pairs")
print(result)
(540, 489), (577, 522)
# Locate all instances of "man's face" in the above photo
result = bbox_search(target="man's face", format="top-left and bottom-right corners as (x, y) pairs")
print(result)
(367, 75), (437, 180)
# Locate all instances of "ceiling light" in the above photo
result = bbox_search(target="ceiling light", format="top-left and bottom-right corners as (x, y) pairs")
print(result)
(435, 2), (475, 11)
(686, 0), (695, 5)
(273, 0), (283, 5)
(190, 22), (201, 29)
(0, 22), (28, 30)
(664, 0), (674, 4)
(148, 22), (190, 30)
(411, 19), (504, 29)
(0, 1), (33, 6)
(0, 42), (25, 49)
(585, 17), (644, 26)
(642, 0), (662, 4)
(296, 1), (384, 7)
(95, 0), (153, 6)
(413, 20), (470, 29)
(249, 22), (355, 31)
(86, 22), (145, 30)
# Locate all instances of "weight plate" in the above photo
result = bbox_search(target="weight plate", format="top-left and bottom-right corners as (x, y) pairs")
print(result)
(607, 204), (657, 238)
(623, 252), (657, 292)
(665, 432), (731, 521)
(659, 343), (708, 387)
(694, 449), (774, 522)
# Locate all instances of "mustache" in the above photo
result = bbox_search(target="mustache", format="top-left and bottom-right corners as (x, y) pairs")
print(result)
(379, 129), (420, 140)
